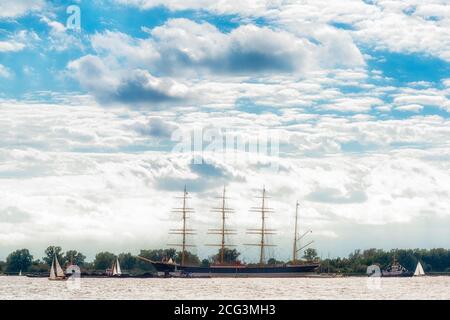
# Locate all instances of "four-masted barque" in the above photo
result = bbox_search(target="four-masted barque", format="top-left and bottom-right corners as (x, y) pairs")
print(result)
(145, 186), (320, 277)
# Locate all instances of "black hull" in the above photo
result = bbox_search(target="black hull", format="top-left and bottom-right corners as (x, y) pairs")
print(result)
(151, 262), (320, 277)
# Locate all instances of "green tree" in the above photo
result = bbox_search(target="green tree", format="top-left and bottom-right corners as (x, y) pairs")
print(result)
(213, 248), (241, 264)
(267, 258), (285, 265)
(139, 249), (177, 262)
(303, 248), (319, 261)
(93, 252), (115, 270)
(29, 260), (50, 273)
(43, 246), (64, 266)
(200, 259), (210, 267)
(118, 252), (137, 270)
(64, 250), (86, 266)
(6, 249), (33, 273)
(174, 251), (200, 266)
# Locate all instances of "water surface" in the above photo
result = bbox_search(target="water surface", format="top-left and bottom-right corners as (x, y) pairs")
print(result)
(1, 276), (449, 300)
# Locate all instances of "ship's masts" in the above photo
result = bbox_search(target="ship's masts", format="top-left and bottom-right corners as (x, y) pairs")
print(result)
(207, 186), (236, 264)
(245, 187), (276, 265)
(182, 186), (187, 266)
(169, 186), (195, 266)
(293, 201), (299, 263)
(259, 188), (266, 265)
(220, 186), (226, 264)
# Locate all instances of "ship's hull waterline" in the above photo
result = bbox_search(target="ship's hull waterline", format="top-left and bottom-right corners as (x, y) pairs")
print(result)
(152, 262), (320, 278)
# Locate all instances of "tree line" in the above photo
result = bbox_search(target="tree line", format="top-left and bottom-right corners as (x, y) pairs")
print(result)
(319, 248), (450, 274)
(0, 247), (241, 274)
(1, 246), (449, 274)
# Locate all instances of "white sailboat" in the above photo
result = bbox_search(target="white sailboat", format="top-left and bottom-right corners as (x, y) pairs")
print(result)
(414, 261), (425, 276)
(19, 270), (22, 276)
(49, 254), (66, 281)
(111, 257), (122, 276)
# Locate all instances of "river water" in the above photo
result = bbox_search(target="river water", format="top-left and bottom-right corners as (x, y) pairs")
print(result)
(1, 276), (449, 300)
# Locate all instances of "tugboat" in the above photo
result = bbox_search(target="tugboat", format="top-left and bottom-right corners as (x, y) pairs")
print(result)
(381, 255), (413, 277)
(139, 186), (320, 277)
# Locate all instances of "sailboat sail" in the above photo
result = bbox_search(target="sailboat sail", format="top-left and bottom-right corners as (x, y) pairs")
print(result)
(49, 255), (65, 280)
(414, 262), (425, 276)
(49, 257), (57, 279)
(55, 256), (65, 277)
(110, 258), (122, 276)
(113, 258), (122, 275)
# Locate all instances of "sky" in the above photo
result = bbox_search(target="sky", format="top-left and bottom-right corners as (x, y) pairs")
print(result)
(0, 0), (450, 262)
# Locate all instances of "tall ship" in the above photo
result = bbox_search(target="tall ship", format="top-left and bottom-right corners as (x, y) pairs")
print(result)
(140, 186), (320, 277)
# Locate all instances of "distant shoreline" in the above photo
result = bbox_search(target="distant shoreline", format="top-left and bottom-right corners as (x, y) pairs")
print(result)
(2, 247), (450, 276)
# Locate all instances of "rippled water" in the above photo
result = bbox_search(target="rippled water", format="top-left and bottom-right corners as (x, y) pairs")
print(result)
(1, 276), (449, 300)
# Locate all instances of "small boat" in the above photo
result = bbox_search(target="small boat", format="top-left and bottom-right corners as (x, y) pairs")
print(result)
(108, 257), (122, 277)
(413, 261), (425, 276)
(18, 270), (22, 276)
(49, 254), (66, 281)
(26, 273), (47, 278)
(381, 256), (413, 277)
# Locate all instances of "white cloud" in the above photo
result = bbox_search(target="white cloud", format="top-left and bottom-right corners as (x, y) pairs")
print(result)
(395, 104), (423, 113)
(0, 0), (44, 19)
(0, 64), (11, 78)
(71, 18), (366, 108)
(318, 97), (383, 113)
(392, 88), (450, 112)
(39, 16), (84, 51)
(91, 19), (324, 75)
(91, 30), (159, 65)
(95, 18), (364, 74)
(115, 0), (450, 62)
(131, 117), (179, 138)
(0, 40), (25, 52)
(114, 0), (273, 16)
(68, 55), (190, 107)
(0, 30), (41, 52)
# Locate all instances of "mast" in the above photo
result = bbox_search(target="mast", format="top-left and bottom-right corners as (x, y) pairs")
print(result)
(245, 187), (276, 265)
(168, 186), (196, 266)
(206, 186), (236, 264)
(291, 201), (313, 264)
(292, 201), (299, 263)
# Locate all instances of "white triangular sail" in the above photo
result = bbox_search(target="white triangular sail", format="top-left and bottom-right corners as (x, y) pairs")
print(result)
(54, 255), (65, 277)
(19, 270), (22, 276)
(168, 258), (174, 264)
(113, 258), (122, 275)
(49, 256), (57, 279)
(111, 258), (122, 276)
(49, 255), (65, 280)
(414, 262), (425, 276)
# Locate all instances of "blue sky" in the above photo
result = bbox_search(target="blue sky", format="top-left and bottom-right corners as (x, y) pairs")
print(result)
(1, 0), (450, 261)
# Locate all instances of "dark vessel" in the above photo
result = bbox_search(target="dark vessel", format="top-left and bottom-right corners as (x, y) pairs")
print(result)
(381, 256), (413, 277)
(139, 187), (320, 278)
(146, 261), (319, 278)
